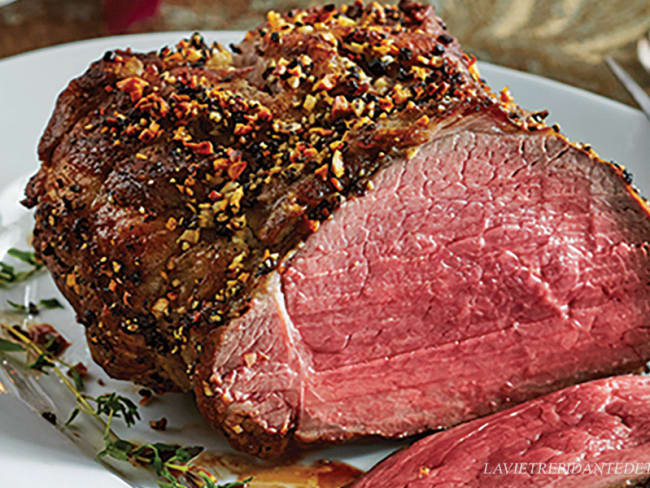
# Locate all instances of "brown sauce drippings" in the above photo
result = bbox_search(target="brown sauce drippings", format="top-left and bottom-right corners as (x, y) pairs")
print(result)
(192, 452), (363, 488)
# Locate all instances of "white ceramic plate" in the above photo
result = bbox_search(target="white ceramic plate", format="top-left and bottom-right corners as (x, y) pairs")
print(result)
(0, 32), (649, 488)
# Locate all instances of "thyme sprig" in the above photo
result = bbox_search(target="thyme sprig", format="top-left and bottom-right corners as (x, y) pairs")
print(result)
(0, 322), (249, 488)
(0, 248), (44, 288)
(28, 352), (56, 372)
(7, 298), (64, 314)
(1, 323), (94, 415)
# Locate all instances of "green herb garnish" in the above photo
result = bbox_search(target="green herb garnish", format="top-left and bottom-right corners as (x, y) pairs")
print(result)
(99, 442), (207, 488)
(27, 352), (56, 373)
(0, 322), (247, 488)
(95, 392), (141, 430)
(0, 337), (25, 351)
(68, 366), (85, 391)
(7, 248), (39, 265)
(38, 298), (64, 310)
(6, 298), (64, 314)
(0, 248), (43, 288)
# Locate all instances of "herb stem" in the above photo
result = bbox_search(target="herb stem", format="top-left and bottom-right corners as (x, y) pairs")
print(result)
(105, 409), (115, 440)
(0, 321), (245, 487)
(0, 322), (102, 426)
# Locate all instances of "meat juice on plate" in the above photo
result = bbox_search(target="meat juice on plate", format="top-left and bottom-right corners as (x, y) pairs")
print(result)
(193, 452), (362, 487)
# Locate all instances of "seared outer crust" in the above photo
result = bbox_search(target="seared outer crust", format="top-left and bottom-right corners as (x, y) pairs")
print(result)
(195, 321), (293, 458)
(25, 0), (649, 455)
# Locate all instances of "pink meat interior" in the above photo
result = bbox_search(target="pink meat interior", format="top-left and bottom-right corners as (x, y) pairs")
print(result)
(208, 128), (650, 444)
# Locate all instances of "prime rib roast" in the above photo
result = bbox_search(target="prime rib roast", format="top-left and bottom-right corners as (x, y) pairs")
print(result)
(349, 376), (650, 488)
(24, 0), (650, 458)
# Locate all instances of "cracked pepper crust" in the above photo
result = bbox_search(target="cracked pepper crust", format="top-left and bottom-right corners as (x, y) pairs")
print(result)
(23, 0), (649, 456)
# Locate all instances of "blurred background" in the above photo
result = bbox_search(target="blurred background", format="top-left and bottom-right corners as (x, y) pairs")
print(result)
(0, 0), (648, 106)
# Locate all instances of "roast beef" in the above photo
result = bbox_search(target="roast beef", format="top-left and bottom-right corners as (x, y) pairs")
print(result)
(349, 376), (650, 488)
(24, 0), (650, 458)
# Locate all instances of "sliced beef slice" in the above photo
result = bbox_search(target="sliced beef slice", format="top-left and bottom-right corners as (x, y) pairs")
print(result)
(196, 114), (650, 456)
(350, 376), (650, 488)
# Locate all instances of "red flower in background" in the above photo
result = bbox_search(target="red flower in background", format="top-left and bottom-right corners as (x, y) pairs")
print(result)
(104, 0), (162, 33)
